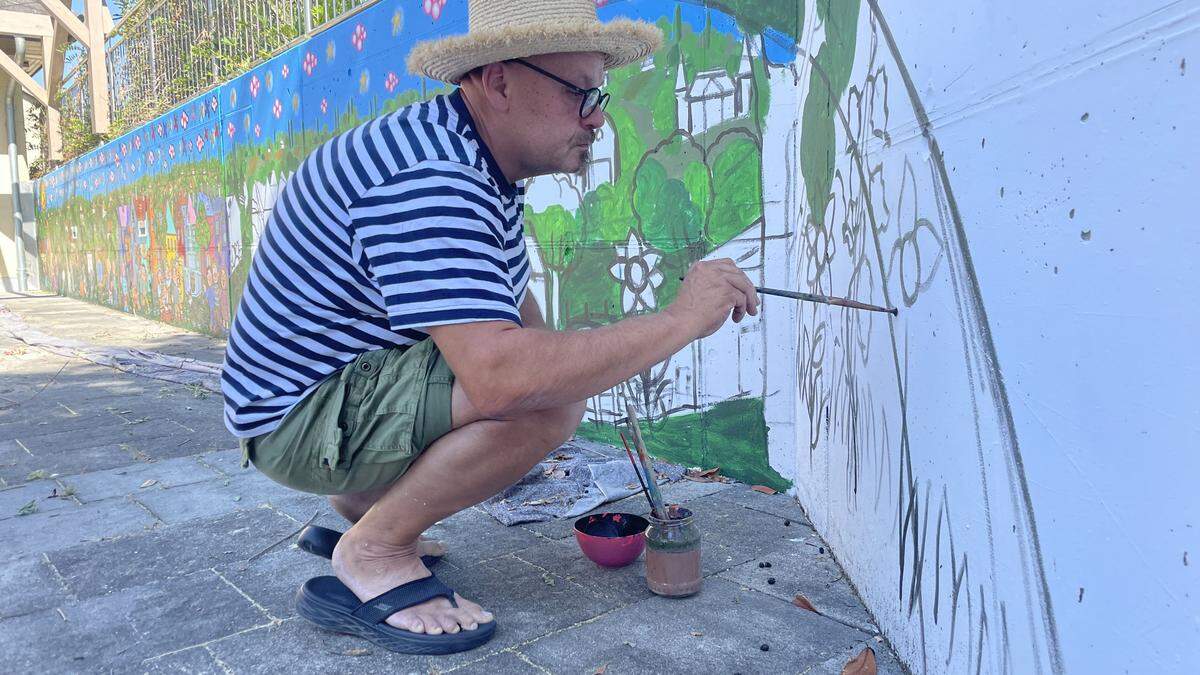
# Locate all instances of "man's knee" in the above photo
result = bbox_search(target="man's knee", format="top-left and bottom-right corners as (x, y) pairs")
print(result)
(531, 400), (586, 451)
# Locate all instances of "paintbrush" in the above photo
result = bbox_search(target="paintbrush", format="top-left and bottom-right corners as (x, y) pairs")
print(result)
(624, 403), (668, 518)
(677, 277), (898, 316)
(619, 431), (657, 518)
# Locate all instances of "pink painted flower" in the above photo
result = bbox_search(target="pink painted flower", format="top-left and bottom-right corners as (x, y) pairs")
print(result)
(254, 123), (261, 138)
(133, 136), (141, 150)
(196, 135), (205, 152)
(303, 51), (318, 76)
(167, 145), (176, 159)
(229, 88), (238, 106)
(272, 98), (282, 119)
(120, 143), (128, 156)
(595, 0), (607, 6)
(281, 64), (290, 79)
(422, 0), (446, 20)
(351, 23), (367, 51)
(180, 111), (190, 129)
(147, 151), (154, 164)
(320, 98), (328, 114)
(250, 75), (261, 98)
(227, 121), (236, 138)
(108, 171), (114, 182)
(210, 95), (219, 111)
(385, 72), (399, 93)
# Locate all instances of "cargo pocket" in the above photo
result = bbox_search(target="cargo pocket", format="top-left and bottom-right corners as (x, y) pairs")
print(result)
(341, 347), (422, 469)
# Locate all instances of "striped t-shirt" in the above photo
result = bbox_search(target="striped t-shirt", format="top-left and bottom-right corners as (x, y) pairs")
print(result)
(222, 90), (530, 438)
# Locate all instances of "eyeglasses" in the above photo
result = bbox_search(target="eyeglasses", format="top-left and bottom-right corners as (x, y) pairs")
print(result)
(510, 58), (610, 119)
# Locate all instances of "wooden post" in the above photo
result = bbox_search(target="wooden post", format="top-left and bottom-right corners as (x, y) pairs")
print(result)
(84, 0), (109, 133)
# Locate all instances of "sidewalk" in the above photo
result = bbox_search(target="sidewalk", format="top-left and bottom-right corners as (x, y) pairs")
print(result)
(0, 293), (903, 674)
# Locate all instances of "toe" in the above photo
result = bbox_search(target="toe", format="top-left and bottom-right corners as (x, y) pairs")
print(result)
(416, 611), (444, 635)
(437, 614), (461, 634)
(396, 615), (425, 634)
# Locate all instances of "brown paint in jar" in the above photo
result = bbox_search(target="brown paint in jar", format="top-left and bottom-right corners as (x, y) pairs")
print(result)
(644, 507), (702, 597)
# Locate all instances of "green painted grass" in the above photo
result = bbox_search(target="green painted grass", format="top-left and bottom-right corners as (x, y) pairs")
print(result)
(575, 397), (790, 492)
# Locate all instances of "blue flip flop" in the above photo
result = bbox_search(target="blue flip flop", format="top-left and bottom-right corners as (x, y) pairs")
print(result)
(296, 574), (496, 655)
(297, 525), (443, 568)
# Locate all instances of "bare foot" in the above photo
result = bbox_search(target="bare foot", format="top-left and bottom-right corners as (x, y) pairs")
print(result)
(332, 531), (492, 635)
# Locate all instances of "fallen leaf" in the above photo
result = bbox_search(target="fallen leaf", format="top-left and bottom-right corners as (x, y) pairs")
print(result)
(698, 467), (719, 478)
(26, 470), (49, 480)
(689, 631), (704, 637)
(592, 665), (607, 675)
(841, 646), (877, 675)
(792, 594), (819, 613)
(751, 485), (778, 495)
(342, 647), (370, 656)
(17, 499), (38, 516)
(139, 479), (158, 488)
(523, 497), (558, 506)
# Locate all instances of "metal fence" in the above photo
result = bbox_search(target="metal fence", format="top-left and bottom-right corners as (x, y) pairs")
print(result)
(58, 0), (373, 143)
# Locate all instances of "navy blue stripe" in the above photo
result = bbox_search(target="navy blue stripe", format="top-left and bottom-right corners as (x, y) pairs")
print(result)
(370, 246), (509, 271)
(376, 266), (511, 288)
(359, 222), (503, 249)
(385, 287), (517, 306)
(392, 307), (521, 329)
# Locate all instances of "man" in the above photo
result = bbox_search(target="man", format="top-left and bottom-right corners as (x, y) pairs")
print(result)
(221, 0), (759, 655)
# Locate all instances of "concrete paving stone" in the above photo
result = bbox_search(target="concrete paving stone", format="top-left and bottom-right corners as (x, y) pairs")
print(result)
(194, 447), (249, 477)
(509, 536), (656, 607)
(265, 490), (334, 526)
(0, 555), (72, 620)
(520, 577), (880, 674)
(0, 606), (136, 673)
(205, 617), (438, 673)
(211, 553), (628, 673)
(426, 506), (550, 568)
(133, 478), (283, 526)
(0, 441), (136, 484)
(140, 644), (224, 674)
(0, 408), (131, 441)
(449, 649), (546, 674)
(59, 455), (222, 503)
(214, 545), (331, 621)
(0, 493), (160, 562)
(46, 506), (296, 600)
(801, 638), (907, 675)
(713, 484), (818, 526)
(717, 543), (879, 635)
(12, 417), (194, 457)
(425, 553), (629, 669)
(222, 470), (316, 513)
(0, 479), (77, 520)
(0, 569), (268, 673)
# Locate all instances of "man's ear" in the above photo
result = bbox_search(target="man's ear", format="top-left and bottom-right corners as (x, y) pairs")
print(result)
(477, 62), (512, 113)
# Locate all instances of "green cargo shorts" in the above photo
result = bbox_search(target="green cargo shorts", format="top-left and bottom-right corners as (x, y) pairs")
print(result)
(239, 338), (455, 496)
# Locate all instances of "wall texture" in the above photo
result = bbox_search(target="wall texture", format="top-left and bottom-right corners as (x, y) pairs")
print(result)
(33, 1), (1200, 672)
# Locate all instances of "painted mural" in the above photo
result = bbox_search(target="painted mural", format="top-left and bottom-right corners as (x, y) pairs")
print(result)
(33, 0), (1133, 672)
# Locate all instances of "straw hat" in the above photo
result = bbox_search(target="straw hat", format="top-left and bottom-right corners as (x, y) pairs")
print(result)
(406, 0), (663, 84)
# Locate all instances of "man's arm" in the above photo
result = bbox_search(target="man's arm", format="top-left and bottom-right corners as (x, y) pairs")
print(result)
(427, 259), (758, 419)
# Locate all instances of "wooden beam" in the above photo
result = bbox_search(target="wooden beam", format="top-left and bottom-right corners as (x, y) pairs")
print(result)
(84, 0), (107, 132)
(0, 10), (54, 39)
(0, 46), (48, 106)
(32, 0), (89, 44)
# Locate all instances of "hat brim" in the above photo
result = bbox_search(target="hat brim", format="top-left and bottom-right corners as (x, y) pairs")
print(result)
(406, 18), (664, 84)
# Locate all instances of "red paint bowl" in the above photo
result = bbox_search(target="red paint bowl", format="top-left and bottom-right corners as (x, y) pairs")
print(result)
(573, 512), (649, 568)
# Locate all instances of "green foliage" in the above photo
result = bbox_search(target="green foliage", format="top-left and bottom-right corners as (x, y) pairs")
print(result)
(707, 136), (763, 245)
(800, 0), (861, 227)
(633, 157), (702, 253)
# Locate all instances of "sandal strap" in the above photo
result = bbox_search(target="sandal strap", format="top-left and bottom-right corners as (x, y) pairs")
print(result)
(351, 575), (457, 624)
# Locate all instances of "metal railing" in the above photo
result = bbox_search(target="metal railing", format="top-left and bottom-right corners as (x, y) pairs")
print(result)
(58, 0), (372, 148)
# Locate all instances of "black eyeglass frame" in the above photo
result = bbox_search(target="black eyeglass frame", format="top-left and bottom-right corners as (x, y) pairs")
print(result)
(509, 58), (610, 119)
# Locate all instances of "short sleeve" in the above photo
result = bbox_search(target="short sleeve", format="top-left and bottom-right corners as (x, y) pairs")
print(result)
(348, 161), (522, 332)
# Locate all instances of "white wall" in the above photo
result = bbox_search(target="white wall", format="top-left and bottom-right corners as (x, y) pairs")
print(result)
(780, 1), (1200, 673)
(0, 70), (37, 293)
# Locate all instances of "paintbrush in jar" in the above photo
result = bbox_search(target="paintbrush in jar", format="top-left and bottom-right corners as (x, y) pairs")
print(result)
(624, 403), (668, 518)
(619, 432), (658, 518)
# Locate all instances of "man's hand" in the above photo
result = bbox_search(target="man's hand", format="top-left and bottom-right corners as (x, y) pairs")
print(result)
(665, 259), (759, 339)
